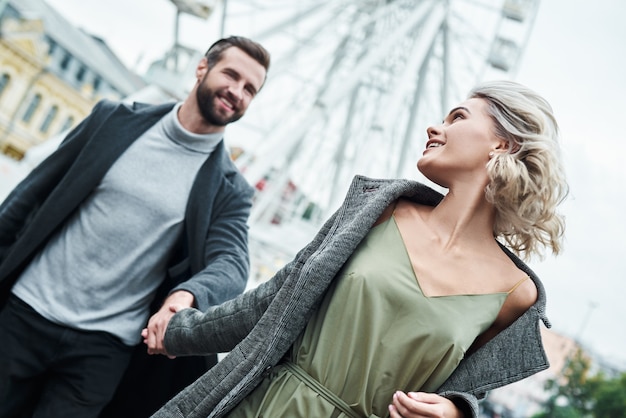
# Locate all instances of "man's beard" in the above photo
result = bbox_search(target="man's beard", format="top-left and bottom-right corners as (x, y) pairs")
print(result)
(196, 77), (244, 127)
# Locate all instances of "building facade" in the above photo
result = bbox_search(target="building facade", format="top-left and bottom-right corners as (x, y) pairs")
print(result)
(0, 0), (144, 160)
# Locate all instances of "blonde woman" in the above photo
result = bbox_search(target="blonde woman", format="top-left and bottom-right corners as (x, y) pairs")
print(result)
(148, 80), (568, 418)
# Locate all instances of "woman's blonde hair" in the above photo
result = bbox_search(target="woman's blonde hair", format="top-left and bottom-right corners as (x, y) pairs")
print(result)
(469, 80), (568, 259)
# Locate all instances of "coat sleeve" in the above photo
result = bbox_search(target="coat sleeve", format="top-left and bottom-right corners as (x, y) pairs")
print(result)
(0, 100), (114, 261)
(164, 252), (302, 355)
(164, 206), (340, 356)
(168, 174), (254, 311)
(439, 391), (480, 418)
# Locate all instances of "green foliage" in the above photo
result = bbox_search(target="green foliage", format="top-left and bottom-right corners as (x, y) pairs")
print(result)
(532, 405), (583, 418)
(534, 348), (626, 418)
(590, 372), (626, 418)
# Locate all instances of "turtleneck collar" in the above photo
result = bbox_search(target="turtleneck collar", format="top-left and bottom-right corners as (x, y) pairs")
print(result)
(162, 103), (224, 154)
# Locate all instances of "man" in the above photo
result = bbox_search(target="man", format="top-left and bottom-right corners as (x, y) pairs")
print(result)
(0, 36), (270, 418)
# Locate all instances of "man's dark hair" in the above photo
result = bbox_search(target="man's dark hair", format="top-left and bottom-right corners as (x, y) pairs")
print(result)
(204, 36), (271, 74)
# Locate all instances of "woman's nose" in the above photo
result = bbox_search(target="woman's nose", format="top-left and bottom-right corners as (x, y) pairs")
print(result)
(426, 125), (441, 138)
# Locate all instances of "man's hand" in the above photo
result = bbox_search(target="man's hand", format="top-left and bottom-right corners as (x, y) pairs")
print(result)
(388, 391), (464, 418)
(141, 290), (194, 357)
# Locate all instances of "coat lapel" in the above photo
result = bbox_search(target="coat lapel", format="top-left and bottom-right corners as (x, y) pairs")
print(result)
(184, 141), (229, 274)
(0, 102), (174, 281)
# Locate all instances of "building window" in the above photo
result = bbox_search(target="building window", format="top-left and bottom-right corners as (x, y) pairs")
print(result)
(21, 93), (42, 123)
(0, 73), (10, 97)
(59, 115), (75, 133)
(39, 105), (58, 133)
(60, 52), (71, 70)
(93, 76), (101, 92)
(76, 65), (86, 82)
(48, 39), (57, 55)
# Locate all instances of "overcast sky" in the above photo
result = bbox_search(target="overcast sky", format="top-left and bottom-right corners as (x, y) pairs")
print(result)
(42, 0), (626, 367)
(515, 0), (626, 368)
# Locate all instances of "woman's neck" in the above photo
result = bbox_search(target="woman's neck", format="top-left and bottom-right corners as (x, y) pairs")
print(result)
(424, 184), (497, 251)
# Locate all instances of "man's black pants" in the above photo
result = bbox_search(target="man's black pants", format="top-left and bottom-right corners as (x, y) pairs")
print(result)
(0, 295), (134, 418)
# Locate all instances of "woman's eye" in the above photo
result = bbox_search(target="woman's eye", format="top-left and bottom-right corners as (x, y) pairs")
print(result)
(452, 112), (464, 121)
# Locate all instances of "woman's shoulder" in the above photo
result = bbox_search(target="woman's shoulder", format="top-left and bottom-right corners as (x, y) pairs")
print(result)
(470, 267), (538, 352)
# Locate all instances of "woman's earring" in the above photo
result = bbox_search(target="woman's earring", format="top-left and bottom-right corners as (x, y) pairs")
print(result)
(488, 151), (495, 159)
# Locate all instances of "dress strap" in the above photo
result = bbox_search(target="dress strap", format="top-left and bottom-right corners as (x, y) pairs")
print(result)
(507, 276), (530, 294)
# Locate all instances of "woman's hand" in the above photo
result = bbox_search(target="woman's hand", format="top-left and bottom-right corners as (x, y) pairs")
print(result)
(388, 391), (464, 418)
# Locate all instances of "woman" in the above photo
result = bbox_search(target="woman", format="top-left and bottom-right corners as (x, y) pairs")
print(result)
(148, 80), (568, 418)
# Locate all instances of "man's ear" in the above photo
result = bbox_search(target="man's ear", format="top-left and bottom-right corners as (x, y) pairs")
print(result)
(196, 57), (209, 81)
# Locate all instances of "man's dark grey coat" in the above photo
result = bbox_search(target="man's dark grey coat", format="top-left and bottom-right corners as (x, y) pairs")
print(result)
(0, 100), (255, 416)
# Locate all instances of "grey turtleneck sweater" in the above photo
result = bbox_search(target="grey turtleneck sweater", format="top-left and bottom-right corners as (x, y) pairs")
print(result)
(13, 103), (223, 345)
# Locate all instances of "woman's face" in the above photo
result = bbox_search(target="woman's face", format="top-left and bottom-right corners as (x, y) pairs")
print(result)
(417, 97), (506, 189)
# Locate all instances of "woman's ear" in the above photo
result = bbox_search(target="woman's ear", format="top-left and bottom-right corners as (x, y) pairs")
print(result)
(495, 138), (519, 154)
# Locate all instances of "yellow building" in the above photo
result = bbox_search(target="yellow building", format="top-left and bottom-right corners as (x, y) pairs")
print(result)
(0, 0), (144, 160)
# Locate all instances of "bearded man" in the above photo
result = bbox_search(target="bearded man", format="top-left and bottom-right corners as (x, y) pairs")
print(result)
(0, 36), (270, 418)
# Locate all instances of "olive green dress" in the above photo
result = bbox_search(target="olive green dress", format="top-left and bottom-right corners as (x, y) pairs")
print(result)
(228, 216), (517, 418)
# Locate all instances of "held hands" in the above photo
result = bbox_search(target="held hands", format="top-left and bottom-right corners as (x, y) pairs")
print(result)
(141, 290), (194, 358)
(389, 391), (464, 418)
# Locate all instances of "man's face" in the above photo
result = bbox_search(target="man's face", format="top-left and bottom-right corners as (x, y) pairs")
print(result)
(196, 47), (266, 127)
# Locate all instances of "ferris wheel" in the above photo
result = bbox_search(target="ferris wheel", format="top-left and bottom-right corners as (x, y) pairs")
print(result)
(215, 0), (541, 276)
